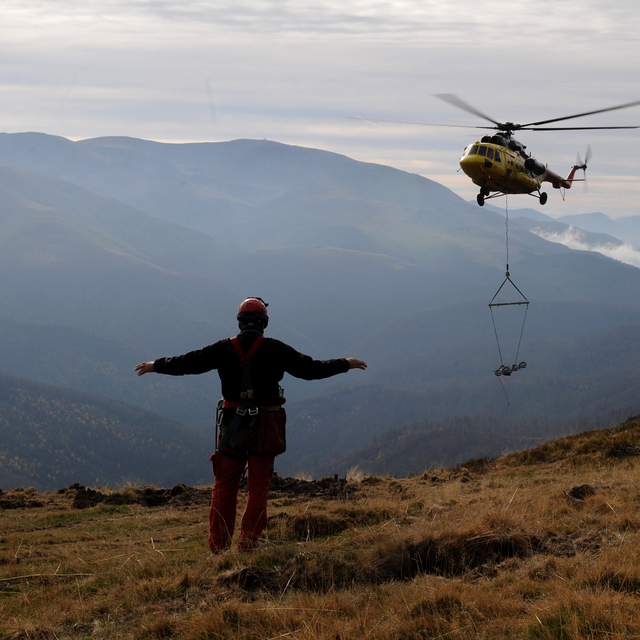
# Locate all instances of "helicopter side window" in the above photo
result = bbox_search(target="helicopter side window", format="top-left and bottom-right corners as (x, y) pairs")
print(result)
(494, 150), (501, 162)
(486, 148), (494, 160)
(470, 145), (479, 155)
(478, 146), (487, 156)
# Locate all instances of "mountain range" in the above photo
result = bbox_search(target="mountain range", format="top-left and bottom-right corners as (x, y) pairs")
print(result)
(1, 132), (639, 485)
(482, 201), (640, 269)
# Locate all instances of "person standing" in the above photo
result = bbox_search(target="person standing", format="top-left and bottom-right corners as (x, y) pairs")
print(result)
(135, 297), (367, 553)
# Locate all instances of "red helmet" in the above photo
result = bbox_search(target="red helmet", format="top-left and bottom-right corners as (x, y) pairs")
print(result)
(237, 297), (269, 328)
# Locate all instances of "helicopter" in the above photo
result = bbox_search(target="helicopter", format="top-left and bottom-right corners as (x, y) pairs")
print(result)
(350, 94), (640, 206)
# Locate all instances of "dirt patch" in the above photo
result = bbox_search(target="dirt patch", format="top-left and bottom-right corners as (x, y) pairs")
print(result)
(1, 474), (363, 511)
(71, 484), (211, 509)
(608, 442), (640, 458)
(217, 565), (281, 592)
(568, 484), (596, 500)
(542, 529), (608, 558)
(266, 512), (350, 541)
(269, 473), (358, 500)
(419, 468), (475, 484)
(375, 522), (536, 580)
(69, 473), (363, 509)
(0, 493), (44, 510)
(220, 521), (539, 593)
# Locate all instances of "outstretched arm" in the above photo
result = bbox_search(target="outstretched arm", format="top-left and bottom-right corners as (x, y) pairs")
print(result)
(347, 358), (367, 370)
(135, 361), (155, 376)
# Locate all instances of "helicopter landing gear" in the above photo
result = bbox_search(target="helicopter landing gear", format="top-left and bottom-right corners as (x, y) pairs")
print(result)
(477, 184), (491, 206)
(539, 192), (548, 205)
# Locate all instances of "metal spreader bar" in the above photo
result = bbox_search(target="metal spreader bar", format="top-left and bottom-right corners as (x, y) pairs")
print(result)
(488, 266), (529, 308)
(490, 301), (529, 307)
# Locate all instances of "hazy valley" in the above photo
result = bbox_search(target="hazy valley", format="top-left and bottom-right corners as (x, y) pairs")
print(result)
(1, 133), (640, 487)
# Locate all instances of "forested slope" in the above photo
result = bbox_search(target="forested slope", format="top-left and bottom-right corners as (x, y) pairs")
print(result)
(0, 374), (213, 490)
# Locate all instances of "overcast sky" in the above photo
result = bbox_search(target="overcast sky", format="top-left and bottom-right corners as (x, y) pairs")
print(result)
(2, 0), (639, 218)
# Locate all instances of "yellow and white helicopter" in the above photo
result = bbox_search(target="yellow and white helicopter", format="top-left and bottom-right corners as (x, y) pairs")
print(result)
(351, 94), (640, 206)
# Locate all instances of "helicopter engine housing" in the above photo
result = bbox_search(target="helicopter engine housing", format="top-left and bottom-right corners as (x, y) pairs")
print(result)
(524, 157), (546, 176)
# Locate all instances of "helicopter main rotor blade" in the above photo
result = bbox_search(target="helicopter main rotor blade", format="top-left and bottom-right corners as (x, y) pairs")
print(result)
(345, 115), (491, 129)
(525, 125), (639, 131)
(433, 93), (505, 128)
(520, 100), (640, 128)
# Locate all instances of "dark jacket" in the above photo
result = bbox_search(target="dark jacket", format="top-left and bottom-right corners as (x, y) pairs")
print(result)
(153, 329), (350, 401)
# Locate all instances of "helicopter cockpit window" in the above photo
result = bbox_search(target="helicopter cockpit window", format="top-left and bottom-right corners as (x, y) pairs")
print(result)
(486, 148), (494, 160)
(494, 150), (501, 162)
(470, 145), (479, 155)
(478, 146), (487, 156)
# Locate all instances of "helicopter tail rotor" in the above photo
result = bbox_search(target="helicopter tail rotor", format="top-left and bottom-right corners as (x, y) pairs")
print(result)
(575, 144), (592, 171)
(573, 144), (592, 192)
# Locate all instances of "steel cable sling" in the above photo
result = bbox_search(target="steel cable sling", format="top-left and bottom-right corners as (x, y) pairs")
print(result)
(489, 195), (529, 403)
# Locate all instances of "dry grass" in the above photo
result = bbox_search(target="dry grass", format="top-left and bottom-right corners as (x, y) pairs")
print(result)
(3, 418), (640, 639)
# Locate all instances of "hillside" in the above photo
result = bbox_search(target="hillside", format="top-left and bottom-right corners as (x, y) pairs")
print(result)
(315, 411), (634, 478)
(2, 135), (639, 346)
(0, 317), (218, 426)
(0, 163), (238, 353)
(0, 373), (213, 490)
(3, 418), (640, 639)
(279, 315), (640, 477)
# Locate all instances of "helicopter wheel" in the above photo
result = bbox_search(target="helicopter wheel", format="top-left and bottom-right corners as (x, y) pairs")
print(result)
(482, 185), (491, 197)
(477, 193), (485, 207)
(539, 192), (548, 205)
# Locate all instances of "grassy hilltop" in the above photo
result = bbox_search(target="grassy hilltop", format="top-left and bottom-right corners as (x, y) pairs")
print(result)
(3, 417), (640, 639)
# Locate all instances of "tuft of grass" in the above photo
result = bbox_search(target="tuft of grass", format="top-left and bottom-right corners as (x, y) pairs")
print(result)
(345, 466), (368, 482)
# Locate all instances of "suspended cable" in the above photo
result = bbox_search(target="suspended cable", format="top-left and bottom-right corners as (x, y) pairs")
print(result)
(489, 306), (504, 365)
(489, 194), (530, 384)
(505, 193), (509, 271)
(513, 303), (529, 365)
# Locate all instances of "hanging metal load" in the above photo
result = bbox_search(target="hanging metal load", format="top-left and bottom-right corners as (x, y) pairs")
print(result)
(489, 266), (529, 380)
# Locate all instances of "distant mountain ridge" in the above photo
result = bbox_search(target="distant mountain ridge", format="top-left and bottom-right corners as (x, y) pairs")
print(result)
(558, 212), (640, 247)
(482, 201), (640, 267)
(513, 215), (640, 270)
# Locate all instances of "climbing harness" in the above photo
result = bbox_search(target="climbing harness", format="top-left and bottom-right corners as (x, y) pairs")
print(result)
(215, 335), (264, 454)
(213, 335), (287, 458)
(488, 196), (529, 399)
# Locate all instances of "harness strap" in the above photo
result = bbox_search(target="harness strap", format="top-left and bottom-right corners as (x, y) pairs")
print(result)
(230, 335), (264, 362)
(223, 398), (284, 409)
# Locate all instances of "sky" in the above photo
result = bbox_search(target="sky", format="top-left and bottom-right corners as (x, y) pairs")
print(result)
(2, 0), (640, 219)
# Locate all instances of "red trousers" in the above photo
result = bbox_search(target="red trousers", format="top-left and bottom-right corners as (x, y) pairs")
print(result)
(209, 451), (274, 553)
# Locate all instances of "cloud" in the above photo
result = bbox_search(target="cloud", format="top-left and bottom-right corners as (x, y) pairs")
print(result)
(4, 0), (640, 43)
(531, 226), (640, 269)
(1, 0), (639, 219)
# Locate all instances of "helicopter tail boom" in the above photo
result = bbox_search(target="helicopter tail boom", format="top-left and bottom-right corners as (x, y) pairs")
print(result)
(545, 146), (590, 190)
(543, 167), (572, 190)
